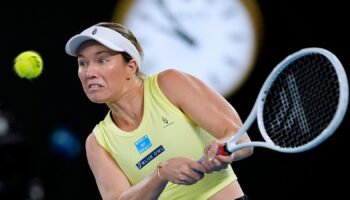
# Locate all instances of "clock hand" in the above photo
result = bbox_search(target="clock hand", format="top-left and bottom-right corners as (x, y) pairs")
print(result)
(139, 11), (193, 43)
(157, 0), (197, 46)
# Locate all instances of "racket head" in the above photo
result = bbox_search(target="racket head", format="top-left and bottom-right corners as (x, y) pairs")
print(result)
(256, 47), (349, 153)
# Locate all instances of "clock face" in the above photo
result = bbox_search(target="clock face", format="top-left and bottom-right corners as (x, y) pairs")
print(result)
(113, 0), (261, 97)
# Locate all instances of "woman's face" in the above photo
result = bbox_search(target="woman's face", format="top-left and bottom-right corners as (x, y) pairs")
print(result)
(76, 40), (130, 103)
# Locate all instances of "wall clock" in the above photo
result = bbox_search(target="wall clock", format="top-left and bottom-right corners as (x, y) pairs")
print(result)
(113, 0), (263, 97)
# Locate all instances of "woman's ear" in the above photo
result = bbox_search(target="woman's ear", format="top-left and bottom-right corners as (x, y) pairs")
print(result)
(126, 59), (138, 80)
(128, 59), (138, 72)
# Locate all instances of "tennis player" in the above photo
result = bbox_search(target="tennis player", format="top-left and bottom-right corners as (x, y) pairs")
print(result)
(65, 22), (253, 200)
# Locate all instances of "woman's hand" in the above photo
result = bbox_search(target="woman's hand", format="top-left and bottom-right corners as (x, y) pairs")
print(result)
(201, 140), (235, 173)
(159, 157), (206, 185)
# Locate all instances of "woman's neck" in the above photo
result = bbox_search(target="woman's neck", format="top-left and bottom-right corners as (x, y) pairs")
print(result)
(109, 79), (144, 132)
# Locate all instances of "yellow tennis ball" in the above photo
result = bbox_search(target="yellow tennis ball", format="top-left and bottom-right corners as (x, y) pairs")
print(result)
(14, 51), (43, 79)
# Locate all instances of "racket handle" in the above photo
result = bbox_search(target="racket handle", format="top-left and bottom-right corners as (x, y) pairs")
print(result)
(218, 144), (232, 156)
(198, 143), (232, 163)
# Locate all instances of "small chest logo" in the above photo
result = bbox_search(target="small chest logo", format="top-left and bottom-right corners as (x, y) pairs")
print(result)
(162, 116), (174, 128)
(134, 135), (152, 154)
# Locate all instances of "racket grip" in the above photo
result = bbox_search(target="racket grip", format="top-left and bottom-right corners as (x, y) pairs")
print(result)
(218, 144), (231, 156)
(198, 143), (232, 163)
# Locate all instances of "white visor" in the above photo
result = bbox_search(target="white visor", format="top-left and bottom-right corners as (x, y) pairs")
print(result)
(65, 25), (142, 68)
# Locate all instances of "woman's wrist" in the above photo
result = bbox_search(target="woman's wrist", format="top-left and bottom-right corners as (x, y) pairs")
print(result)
(156, 162), (167, 183)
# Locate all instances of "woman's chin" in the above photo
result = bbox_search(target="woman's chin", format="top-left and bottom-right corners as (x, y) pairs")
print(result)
(88, 96), (106, 104)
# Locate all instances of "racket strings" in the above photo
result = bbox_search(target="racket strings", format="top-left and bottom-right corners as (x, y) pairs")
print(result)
(263, 53), (339, 148)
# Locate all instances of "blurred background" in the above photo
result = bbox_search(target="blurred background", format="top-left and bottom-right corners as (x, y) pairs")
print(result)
(1, 0), (349, 199)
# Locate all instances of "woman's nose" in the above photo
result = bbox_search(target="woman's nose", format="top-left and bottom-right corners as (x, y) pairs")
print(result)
(86, 65), (99, 78)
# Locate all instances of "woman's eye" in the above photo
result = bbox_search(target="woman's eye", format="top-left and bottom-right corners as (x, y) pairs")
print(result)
(99, 58), (108, 64)
(78, 61), (87, 67)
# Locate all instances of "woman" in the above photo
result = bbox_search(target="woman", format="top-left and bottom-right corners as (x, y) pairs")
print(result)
(65, 22), (253, 200)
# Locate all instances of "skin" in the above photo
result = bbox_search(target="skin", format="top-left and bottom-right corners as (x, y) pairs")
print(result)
(79, 40), (253, 200)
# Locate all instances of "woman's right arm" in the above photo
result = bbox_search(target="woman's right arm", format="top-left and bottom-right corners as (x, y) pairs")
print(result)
(85, 133), (168, 200)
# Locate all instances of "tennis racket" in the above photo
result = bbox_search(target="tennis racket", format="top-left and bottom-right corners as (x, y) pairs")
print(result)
(218, 47), (349, 155)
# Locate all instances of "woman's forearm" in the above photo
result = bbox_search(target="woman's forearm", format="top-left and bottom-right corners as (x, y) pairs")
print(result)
(116, 170), (168, 200)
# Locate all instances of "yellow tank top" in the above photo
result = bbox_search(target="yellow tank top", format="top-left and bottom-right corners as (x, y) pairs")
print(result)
(93, 73), (236, 200)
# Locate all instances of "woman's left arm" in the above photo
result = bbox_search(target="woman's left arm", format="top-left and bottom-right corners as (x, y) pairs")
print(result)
(157, 69), (253, 169)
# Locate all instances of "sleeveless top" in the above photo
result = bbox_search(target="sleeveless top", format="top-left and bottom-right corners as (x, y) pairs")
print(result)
(93, 73), (236, 200)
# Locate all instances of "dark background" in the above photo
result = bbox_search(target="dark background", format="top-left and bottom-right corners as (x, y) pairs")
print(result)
(0, 0), (349, 199)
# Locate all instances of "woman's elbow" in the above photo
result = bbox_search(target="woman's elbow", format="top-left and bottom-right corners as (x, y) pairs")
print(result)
(233, 146), (254, 162)
(246, 146), (254, 158)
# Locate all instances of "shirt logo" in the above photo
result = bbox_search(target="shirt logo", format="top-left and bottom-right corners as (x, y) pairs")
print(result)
(134, 135), (152, 154)
(136, 145), (165, 169)
(162, 116), (174, 128)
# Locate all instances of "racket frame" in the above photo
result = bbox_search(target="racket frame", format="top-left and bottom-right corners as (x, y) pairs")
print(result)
(224, 47), (349, 153)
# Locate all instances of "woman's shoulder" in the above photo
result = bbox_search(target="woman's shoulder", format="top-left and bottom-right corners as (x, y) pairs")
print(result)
(154, 69), (188, 107)
(158, 68), (182, 78)
(85, 132), (97, 151)
(157, 69), (192, 88)
(156, 69), (205, 107)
